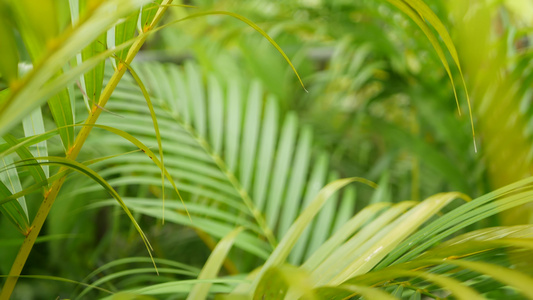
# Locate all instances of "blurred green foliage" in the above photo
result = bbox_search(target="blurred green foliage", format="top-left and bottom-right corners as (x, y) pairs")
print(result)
(1, 0), (533, 299)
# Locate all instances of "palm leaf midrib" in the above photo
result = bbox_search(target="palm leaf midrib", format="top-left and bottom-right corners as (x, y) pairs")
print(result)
(102, 63), (284, 247)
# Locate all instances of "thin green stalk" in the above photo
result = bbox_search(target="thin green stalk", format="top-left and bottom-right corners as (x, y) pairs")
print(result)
(0, 2), (173, 299)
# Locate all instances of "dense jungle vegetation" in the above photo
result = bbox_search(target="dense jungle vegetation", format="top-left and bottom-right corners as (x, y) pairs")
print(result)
(1, 0), (533, 299)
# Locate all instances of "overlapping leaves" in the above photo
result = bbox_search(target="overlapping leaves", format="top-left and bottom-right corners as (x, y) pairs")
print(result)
(71, 62), (533, 299)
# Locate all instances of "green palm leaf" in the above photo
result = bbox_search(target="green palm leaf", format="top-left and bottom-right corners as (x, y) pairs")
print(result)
(88, 61), (337, 254)
(53, 53), (533, 299)
(0, 0), (149, 137)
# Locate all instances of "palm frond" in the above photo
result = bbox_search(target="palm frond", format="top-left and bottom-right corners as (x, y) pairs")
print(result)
(65, 60), (533, 299)
(80, 61), (351, 261)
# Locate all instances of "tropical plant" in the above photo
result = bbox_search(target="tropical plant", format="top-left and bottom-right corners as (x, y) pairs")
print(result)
(1, 0), (533, 299)
(0, 0), (178, 298)
(154, 0), (486, 201)
(64, 61), (533, 299)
